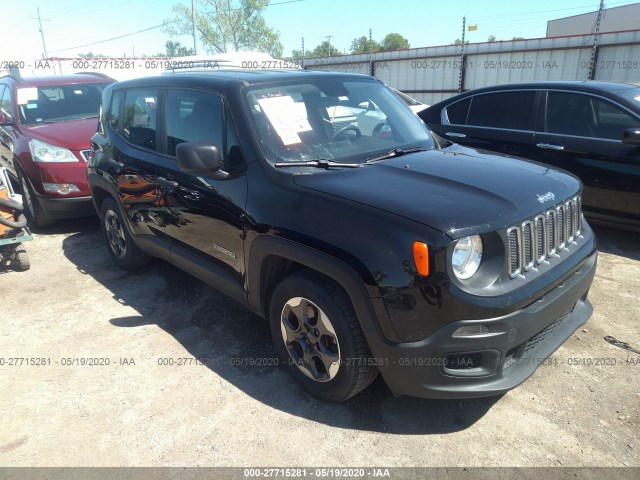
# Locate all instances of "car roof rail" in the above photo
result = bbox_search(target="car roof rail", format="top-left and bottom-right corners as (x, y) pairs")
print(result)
(74, 71), (113, 80)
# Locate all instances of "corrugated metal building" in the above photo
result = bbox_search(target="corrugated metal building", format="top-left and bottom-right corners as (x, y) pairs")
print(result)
(304, 30), (640, 105)
(546, 2), (640, 37)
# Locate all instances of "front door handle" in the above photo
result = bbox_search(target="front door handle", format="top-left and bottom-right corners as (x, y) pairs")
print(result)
(445, 132), (466, 138)
(536, 143), (564, 151)
(156, 177), (179, 189)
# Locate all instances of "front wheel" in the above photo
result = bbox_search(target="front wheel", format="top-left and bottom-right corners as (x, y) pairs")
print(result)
(270, 271), (378, 402)
(100, 198), (151, 270)
(18, 170), (55, 229)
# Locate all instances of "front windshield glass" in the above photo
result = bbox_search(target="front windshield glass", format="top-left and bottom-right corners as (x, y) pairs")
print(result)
(18, 82), (110, 125)
(615, 86), (640, 105)
(244, 77), (435, 165)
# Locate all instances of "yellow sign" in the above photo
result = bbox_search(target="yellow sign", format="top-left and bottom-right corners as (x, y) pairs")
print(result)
(468, 24), (478, 31)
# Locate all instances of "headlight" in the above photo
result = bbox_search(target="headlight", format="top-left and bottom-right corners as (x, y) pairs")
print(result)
(29, 139), (78, 163)
(452, 235), (483, 280)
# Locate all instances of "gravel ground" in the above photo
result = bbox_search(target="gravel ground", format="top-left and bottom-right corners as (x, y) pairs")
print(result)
(0, 218), (639, 468)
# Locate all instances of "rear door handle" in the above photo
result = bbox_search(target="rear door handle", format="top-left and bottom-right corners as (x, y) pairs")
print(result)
(536, 143), (564, 151)
(445, 132), (466, 138)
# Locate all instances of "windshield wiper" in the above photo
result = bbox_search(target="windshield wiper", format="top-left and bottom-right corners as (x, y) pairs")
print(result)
(275, 159), (362, 169)
(365, 147), (429, 163)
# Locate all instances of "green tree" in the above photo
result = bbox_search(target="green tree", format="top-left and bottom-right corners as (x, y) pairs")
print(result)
(380, 33), (410, 51)
(165, 40), (195, 57)
(487, 35), (496, 42)
(291, 49), (304, 59)
(78, 52), (107, 58)
(453, 38), (469, 45)
(512, 36), (525, 40)
(164, 0), (283, 58)
(308, 41), (340, 58)
(350, 36), (381, 54)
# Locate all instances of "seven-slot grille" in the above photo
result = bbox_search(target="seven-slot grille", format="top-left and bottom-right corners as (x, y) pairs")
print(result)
(507, 195), (582, 278)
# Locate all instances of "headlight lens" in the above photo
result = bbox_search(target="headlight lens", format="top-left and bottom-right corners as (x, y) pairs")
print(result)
(452, 235), (483, 280)
(29, 139), (78, 163)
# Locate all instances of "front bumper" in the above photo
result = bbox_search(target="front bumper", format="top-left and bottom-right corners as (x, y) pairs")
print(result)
(375, 249), (597, 399)
(36, 194), (95, 220)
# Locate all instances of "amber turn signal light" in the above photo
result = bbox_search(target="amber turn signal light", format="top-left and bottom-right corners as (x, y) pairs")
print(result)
(413, 242), (430, 276)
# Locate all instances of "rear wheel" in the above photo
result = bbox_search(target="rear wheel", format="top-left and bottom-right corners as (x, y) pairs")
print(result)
(270, 270), (378, 402)
(100, 197), (150, 270)
(18, 170), (55, 229)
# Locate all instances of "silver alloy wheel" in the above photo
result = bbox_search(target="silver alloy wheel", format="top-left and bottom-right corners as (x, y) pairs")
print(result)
(104, 209), (127, 259)
(280, 297), (341, 382)
(20, 176), (35, 219)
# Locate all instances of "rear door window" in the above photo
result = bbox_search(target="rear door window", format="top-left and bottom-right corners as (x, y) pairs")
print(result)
(467, 91), (535, 130)
(123, 89), (158, 151)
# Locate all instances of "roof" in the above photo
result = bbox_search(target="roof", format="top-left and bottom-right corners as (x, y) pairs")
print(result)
(461, 80), (640, 95)
(0, 72), (115, 87)
(112, 68), (377, 90)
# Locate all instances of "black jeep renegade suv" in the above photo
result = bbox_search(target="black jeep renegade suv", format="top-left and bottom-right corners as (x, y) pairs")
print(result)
(88, 70), (597, 402)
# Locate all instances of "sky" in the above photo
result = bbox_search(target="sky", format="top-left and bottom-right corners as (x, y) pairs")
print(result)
(1, 0), (638, 61)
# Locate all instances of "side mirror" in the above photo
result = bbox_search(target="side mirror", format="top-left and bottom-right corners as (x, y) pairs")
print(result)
(622, 128), (640, 145)
(176, 141), (228, 180)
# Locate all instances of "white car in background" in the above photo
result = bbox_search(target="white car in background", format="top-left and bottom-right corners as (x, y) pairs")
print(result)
(391, 88), (428, 114)
(333, 89), (429, 137)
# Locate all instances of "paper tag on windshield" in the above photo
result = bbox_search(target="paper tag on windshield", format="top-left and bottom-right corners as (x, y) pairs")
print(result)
(257, 95), (312, 146)
(17, 87), (38, 105)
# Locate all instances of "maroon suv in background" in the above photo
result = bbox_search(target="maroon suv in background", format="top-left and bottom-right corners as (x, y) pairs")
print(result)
(0, 72), (114, 227)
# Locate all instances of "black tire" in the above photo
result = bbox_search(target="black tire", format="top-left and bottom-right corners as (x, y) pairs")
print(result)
(13, 246), (30, 271)
(17, 169), (55, 229)
(269, 270), (378, 402)
(100, 197), (151, 270)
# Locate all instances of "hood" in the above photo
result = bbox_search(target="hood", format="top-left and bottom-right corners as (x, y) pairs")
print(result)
(293, 144), (581, 237)
(23, 117), (99, 151)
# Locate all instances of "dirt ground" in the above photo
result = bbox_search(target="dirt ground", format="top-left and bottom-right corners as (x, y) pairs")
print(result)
(1, 218), (639, 468)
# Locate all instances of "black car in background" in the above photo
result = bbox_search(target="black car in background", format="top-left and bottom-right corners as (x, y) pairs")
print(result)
(419, 81), (640, 231)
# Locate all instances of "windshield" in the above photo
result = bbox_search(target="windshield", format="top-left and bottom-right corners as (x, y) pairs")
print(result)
(18, 83), (110, 125)
(391, 87), (421, 106)
(244, 77), (435, 165)
(615, 86), (640, 106)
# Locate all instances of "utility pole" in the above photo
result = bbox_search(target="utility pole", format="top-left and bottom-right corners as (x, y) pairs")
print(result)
(588, 0), (605, 80)
(368, 28), (373, 76)
(458, 16), (466, 93)
(325, 35), (333, 56)
(301, 37), (305, 68)
(192, 0), (198, 55)
(31, 7), (50, 59)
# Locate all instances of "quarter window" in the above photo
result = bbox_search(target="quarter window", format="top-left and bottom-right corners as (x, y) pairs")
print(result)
(109, 90), (122, 132)
(445, 97), (471, 125)
(123, 89), (158, 151)
(467, 91), (535, 130)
